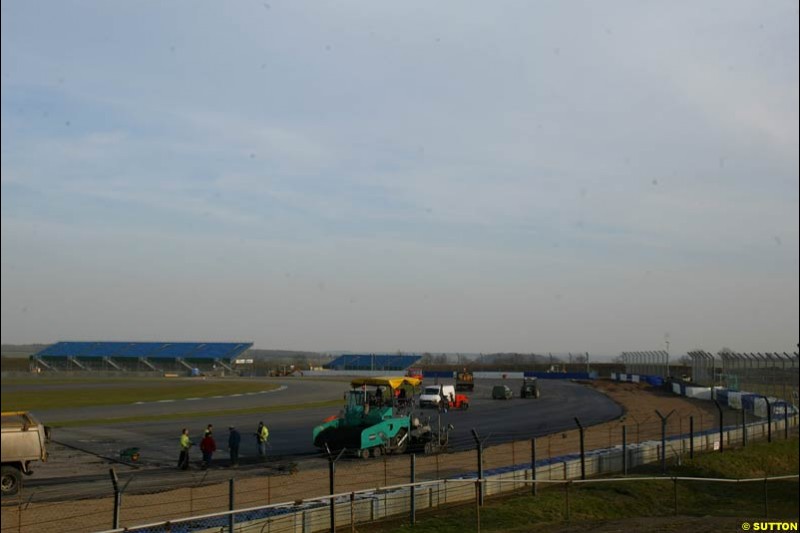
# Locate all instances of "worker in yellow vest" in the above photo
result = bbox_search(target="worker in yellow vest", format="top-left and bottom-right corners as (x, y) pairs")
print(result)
(256, 421), (269, 459)
(178, 428), (193, 470)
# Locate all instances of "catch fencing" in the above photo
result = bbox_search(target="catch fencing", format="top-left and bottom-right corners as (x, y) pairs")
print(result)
(688, 351), (799, 403)
(2, 402), (797, 533)
(92, 474), (800, 533)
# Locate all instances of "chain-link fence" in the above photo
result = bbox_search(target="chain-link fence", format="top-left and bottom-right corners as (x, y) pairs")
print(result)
(2, 401), (797, 533)
(688, 351), (799, 402)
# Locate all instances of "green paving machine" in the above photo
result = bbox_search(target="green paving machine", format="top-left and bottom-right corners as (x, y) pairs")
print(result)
(313, 377), (451, 458)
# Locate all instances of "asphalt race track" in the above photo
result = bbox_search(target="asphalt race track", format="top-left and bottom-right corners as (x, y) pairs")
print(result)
(41, 377), (620, 466)
(17, 376), (622, 499)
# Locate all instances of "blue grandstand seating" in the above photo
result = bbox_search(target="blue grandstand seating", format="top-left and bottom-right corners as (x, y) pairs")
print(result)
(33, 342), (253, 373)
(116, 343), (167, 358)
(325, 354), (421, 371)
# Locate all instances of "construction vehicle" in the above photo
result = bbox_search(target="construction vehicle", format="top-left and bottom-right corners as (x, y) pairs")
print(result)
(312, 377), (453, 458)
(405, 367), (424, 382)
(455, 370), (474, 391)
(1, 412), (48, 496)
(418, 384), (469, 410)
(520, 377), (540, 399)
(492, 385), (513, 400)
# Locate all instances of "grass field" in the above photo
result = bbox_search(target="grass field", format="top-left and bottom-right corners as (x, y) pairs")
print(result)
(379, 438), (800, 533)
(47, 398), (343, 427)
(0, 378), (282, 411)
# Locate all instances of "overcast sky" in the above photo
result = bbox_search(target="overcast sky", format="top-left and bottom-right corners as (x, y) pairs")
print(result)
(1, 1), (798, 358)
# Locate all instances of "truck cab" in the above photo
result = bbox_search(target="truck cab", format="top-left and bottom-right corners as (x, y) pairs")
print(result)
(418, 384), (469, 410)
(419, 384), (455, 408)
(456, 370), (474, 391)
(520, 377), (540, 399)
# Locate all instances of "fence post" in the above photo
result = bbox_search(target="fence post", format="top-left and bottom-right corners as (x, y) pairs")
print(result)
(531, 438), (537, 496)
(410, 454), (416, 525)
(109, 468), (121, 530)
(574, 418), (586, 480)
(330, 457), (336, 532)
(326, 445), (345, 533)
(350, 492), (355, 533)
(785, 403), (789, 440)
(475, 480), (481, 533)
(763, 397), (772, 443)
(672, 477), (678, 515)
(741, 409), (747, 447)
(471, 429), (484, 506)
(714, 400), (724, 453)
(689, 416), (694, 459)
(622, 425), (627, 475)
(655, 410), (675, 473)
(228, 478), (235, 533)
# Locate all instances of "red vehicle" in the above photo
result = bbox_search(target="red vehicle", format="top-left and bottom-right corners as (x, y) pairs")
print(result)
(448, 393), (470, 410)
(406, 367), (424, 382)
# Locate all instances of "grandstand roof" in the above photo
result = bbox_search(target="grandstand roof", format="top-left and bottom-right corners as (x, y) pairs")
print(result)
(325, 353), (421, 370)
(35, 342), (253, 360)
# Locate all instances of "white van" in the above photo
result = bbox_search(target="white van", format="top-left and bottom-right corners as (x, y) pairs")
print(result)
(419, 384), (455, 408)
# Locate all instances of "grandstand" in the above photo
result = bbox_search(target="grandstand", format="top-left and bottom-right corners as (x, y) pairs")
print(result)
(324, 353), (422, 371)
(32, 342), (253, 373)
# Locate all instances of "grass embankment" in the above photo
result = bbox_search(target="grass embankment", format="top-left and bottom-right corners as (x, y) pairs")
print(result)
(49, 398), (343, 428)
(1, 379), (282, 411)
(383, 438), (800, 533)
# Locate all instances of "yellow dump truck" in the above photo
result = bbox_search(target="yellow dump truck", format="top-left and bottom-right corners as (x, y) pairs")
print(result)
(1, 412), (48, 496)
(455, 370), (474, 391)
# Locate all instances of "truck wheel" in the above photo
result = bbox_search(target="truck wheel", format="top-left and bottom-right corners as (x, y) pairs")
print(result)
(1, 466), (21, 496)
(462, 402), (469, 410)
(359, 448), (370, 460)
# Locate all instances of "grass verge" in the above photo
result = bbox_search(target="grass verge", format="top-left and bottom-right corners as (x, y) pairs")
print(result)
(1, 380), (282, 411)
(378, 437), (799, 533)
(49, 399), (343, 427)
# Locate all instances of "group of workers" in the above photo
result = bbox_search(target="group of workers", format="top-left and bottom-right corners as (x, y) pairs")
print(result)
(178, 421), (269, 470)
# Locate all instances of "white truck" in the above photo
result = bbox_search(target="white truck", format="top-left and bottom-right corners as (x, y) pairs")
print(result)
(1, 412), (48, 496)
(418, 384), (456, 409)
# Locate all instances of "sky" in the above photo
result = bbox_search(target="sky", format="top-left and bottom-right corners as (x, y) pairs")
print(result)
(1, 1), (798, 358)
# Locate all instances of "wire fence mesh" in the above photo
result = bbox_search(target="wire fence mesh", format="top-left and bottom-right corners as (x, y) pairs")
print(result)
(2, 402), (797, 533)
